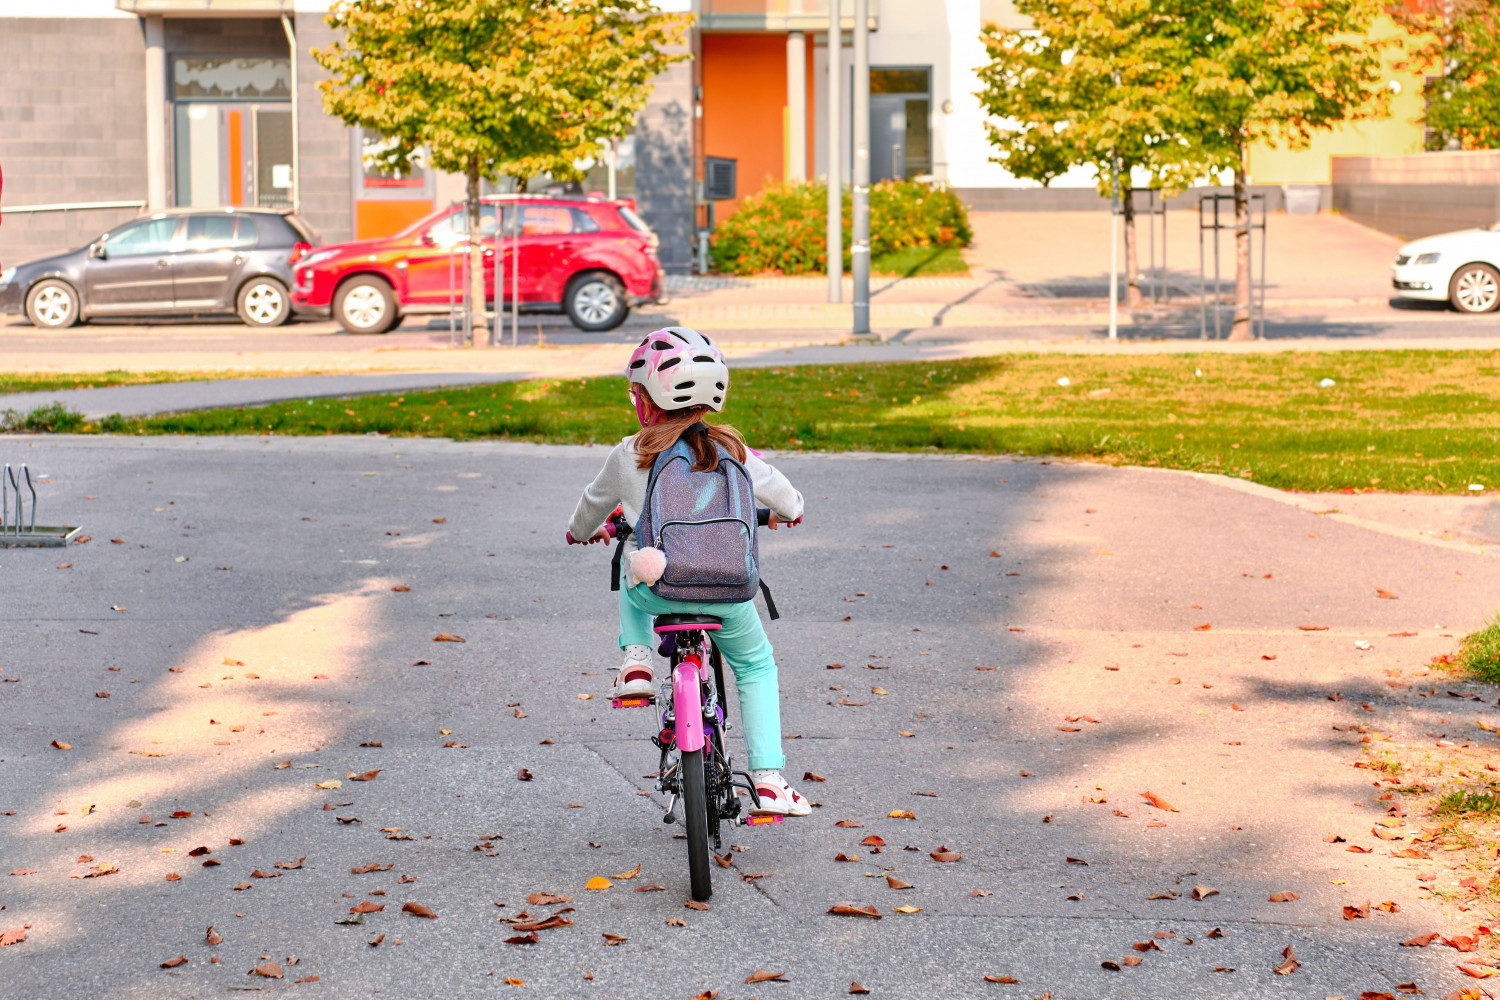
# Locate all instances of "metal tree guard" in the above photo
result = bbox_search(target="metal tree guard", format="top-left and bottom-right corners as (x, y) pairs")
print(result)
(1198, 193), (1267, 340)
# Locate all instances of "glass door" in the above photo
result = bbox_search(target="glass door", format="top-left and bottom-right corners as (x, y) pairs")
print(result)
(869, 67), (931, 182)
(170, 57), (293, 209)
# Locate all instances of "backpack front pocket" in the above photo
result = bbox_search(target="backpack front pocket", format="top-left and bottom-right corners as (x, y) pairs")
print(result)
(657, 518), (754, 588)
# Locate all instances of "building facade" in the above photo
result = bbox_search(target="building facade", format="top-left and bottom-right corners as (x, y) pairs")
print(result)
(0, 0), (1428, 273)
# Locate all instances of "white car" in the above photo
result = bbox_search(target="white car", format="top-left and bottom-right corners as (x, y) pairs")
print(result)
(1390, 224), (1500, 313)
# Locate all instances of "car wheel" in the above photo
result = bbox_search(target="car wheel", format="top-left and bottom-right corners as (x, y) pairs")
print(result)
(25, 279), (80, 329)
(236, 277), (291, 328)
(1449, 263), (1500, 314)
(335, 276), (399, 334)
(564, 272), (628, 332)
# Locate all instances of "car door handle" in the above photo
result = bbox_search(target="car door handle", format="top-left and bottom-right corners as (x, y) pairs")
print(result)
(232, 254), (245, 265)
(156, 258), (170, 269)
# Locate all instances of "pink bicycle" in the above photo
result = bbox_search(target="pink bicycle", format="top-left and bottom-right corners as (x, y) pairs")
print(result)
(576, 506), (782, 901)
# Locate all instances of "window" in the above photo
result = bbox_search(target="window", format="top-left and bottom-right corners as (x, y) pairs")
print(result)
(104, 218), (178, 257)
(173, 58), (291, 101)
(184, 214), (257, 251)
(426, 206), (510, 248)
(520, 205), (575, 235)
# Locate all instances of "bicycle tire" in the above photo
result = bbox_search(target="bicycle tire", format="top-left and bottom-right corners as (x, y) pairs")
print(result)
(681, 747), (713, 901)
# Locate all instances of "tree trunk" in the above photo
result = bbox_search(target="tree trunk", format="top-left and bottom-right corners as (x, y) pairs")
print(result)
(1121, 174), (1143, 308)
(1228, 139), (1253, 341)
(466, 160), (487, 347)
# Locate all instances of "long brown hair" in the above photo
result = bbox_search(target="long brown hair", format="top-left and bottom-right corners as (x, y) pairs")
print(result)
(634, 405), (748, 472)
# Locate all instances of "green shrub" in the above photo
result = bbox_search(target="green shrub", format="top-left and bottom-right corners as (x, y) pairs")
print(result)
(710, 179), (972, 276)
(0, 402), (86, 433)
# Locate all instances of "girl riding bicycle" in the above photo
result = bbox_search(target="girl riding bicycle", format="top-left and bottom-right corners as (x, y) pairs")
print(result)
(565, 327), (811, 817)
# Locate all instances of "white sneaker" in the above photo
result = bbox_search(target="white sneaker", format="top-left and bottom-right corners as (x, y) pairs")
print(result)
(750, 771), (812, 817)
(610, 645), (654, 699)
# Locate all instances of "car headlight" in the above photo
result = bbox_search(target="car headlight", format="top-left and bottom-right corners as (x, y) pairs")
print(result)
(299, 250), (340, 269)
(1413, 252), (1442, 265)
(0, 267), (15, 288)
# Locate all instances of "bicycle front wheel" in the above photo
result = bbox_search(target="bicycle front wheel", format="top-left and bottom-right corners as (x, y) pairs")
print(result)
(681, 747), (713, 901)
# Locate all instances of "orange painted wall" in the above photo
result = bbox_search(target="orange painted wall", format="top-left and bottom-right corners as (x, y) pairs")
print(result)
(702, 34), (788, 218)
(356, 200), (434, 240)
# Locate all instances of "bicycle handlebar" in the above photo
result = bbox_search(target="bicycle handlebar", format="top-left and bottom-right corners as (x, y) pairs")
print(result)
(568, 505), (800, 546)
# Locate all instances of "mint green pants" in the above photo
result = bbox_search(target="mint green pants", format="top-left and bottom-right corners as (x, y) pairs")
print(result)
(619, 581), (785, 771)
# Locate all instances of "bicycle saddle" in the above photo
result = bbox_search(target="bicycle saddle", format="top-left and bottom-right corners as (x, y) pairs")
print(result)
(653, 613), (723, 632)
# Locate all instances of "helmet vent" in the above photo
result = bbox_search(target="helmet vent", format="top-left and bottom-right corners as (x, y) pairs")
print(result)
(693, 355), (714, 363)
(715, 382), (724, 390)
(629, 359), (646, 369)
(712, 396), (722, 404)
(673, 381), (695, 390)
(672, 395), (693, 403)
(658, 357), (681, 371)
(652, 341), (673, 351)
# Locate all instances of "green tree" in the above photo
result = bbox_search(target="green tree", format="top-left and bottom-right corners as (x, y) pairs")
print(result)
(1171, 0), (1394, 338)
(1392, 0), (1500, 150)
(314, 0), (689, 334)
(978, 0), (1199, 307)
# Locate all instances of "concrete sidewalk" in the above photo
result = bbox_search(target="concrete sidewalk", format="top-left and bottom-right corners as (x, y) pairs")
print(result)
(0, 437), (1496, 998)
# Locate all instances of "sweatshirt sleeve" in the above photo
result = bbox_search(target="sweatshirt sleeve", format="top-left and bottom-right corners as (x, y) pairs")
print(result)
(745, 452), (804, 520)
(567, 442), (629, 541)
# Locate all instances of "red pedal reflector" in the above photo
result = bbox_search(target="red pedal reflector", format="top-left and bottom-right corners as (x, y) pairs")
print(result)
(746, 814), (783, 825)
(612, 697), (651, 709)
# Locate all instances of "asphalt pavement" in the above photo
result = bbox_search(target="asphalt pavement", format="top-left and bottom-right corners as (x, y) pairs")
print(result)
(1, 436), (1497, 999)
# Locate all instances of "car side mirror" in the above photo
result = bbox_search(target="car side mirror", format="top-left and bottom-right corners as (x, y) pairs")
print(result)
(89, 242), (107, 260)
(421, 232), (437, 247)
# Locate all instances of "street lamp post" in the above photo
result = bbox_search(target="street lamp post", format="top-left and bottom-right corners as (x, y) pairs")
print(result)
(825, 0), (842, 304)
(851, 0), (871, 336)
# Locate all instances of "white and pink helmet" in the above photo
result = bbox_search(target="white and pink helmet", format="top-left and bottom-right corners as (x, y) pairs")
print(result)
(625, 327), (729, 414)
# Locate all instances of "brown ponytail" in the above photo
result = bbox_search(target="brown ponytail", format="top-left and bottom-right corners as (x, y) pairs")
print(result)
(633, 406), (748, 472)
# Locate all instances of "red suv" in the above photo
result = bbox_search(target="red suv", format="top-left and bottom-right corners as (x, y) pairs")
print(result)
(291, 195), (664, 334)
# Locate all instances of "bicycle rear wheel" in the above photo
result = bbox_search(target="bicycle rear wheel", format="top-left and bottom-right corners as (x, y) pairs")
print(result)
(681, 747), (713, 901)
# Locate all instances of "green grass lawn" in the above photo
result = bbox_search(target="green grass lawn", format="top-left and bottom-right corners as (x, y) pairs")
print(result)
(871, 246), (969, 277)
(115, 350), (1500, 495)
(0, 370), (313, 394)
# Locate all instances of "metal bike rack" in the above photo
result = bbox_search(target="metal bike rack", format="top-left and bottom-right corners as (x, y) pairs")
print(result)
(1198, 192), (1268, 340)
(1, 464), (81, 547)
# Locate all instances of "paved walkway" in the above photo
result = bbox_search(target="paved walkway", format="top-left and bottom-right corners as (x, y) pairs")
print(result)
(0, 437), (1495, 998)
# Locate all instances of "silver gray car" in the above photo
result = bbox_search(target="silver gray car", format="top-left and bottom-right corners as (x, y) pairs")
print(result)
(0, 208), (319, 329)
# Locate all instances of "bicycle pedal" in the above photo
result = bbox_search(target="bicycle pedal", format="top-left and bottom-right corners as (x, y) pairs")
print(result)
(611, 695), (654, 709)
(741, 814), (784, 827)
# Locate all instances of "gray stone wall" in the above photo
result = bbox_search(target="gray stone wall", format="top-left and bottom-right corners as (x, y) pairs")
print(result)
(0, 18), (148, 265)
(636, 51), (695, 275)
(293, 12), (353, 245)
(1332, 151), (1500, 241)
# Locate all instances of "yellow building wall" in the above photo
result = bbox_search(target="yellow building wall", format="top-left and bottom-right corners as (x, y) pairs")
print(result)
(1248, 14), (1428, 185)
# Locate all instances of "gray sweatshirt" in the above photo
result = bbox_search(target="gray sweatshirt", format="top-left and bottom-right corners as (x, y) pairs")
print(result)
(568, 435), (804, 555)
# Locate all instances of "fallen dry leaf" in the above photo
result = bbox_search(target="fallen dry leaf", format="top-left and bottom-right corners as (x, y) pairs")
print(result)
(250, 962), (283, 979)
(433, 633), (465, 642)
(160, 955), (187, 968)
(586, 877), (613, 891)
(351, 863), (392, 874)
(893, 904), (922, 914)
(834, 852), (859, 862)
(684, 900), (710, 911)
(971, 889), (992, 897)
(50, 741), (72, 750)
(1141, 791), (1179, 812)
(527, 892), (573, 905)
(803, 771), (827, 782)
(835, 820), (863, 828)
(1376, 588), (1399, 600)
(983, 975), (1019, 984)
(1268, 892), (1299, 903)
(205, 926), (223, 946)
(314, 780), (342, 790)
(516, 768), (534, 782)
(350, 901), (384, 914)
(613, 865), (641, 880)
(887, 876), (913, 889)
(1343, 900), (1370, 920)
(931, 850), (962, 862)
(347, 770), (381, 782)
(850, 983), (871, 994)
(505, 932), (539, 945)
(1273, 945), (1299, 975)
(746, 970), (787, 983)
(887, 810), (916, 820)
(862, 835), (886, 847)
(401, 902), (437, 918)
(601, 933), (627, 946)
(1402, 933), (1441, 947)
(1192, 884), (1218, 900)
(828, 903), (881, 919)
(274, 857), (305, 870)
